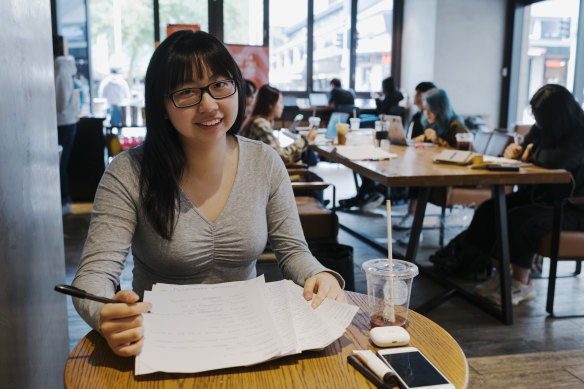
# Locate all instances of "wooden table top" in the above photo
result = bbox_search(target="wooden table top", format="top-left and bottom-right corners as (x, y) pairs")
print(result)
(310, 143), (571, 187)
(64, 292), (468, 389)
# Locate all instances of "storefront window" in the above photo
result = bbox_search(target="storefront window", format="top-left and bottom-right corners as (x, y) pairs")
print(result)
(515, 0), (580, 124)
(269, 0), (308, 91)
(312, 0), (351, 92)
(355, 0), (393, 93)
(224, 0), (263, 45)
(88, 0), (154, 116)
(159, 0), (208, 40)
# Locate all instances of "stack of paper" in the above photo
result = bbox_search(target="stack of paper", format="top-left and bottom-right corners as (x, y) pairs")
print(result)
(135, 276), (358, 375)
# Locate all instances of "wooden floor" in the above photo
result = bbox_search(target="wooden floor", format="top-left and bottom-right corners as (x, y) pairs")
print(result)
(63, 162), (584, 388)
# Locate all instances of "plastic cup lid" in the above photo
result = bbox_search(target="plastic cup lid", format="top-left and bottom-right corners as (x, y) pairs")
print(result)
(362, 258), (419, 279)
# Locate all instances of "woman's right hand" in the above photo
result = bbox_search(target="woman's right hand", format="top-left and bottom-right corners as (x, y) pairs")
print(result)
(503, 143), (523, 159)
(99, 290), (152, 357)
(307, 127), (318, 142)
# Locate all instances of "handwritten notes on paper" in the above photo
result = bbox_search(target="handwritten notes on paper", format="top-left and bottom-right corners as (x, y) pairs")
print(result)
(135, 276), (358, 375)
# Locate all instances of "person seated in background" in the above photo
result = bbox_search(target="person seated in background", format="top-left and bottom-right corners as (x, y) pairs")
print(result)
(395, 88), (469, 236)
(374, 77), (404, 120)
(239, 84), (316, 164)
(445, 84), (584, 305)
(408, 81), (436, 139)
(412, 88), (469, 147)
(72, 30), (345, 357)
(328, 78), (355, 110)
(244, 79), (257, 117)
(338, 78), (406, 212)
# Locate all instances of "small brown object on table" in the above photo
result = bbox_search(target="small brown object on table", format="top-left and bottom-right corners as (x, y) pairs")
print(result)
(64, 291), (468, 388)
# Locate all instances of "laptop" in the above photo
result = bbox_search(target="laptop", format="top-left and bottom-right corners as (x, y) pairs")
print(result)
(309, 93), (329, 107)
(325, 112), (350, 140)
(386, 115), (436, 147)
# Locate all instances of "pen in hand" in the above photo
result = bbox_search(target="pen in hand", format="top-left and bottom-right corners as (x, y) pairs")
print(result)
(54, 284), (125, 304)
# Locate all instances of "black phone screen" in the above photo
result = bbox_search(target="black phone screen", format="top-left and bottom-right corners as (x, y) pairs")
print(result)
(380, 351), (448, 388)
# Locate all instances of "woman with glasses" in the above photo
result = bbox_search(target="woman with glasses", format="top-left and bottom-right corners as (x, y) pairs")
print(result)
(72, 30), (345, 357)
(239, 84), (316, 164)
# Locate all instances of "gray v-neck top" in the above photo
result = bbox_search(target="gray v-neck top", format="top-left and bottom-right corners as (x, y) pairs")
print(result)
(73, 136), (341, 330)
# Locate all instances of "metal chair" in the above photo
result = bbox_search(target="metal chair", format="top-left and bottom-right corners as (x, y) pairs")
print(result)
(535, 196), (584, 317)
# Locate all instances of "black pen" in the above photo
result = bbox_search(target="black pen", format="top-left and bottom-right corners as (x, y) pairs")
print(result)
(348, 355), (393, 389)
(54, 284), (120, 304)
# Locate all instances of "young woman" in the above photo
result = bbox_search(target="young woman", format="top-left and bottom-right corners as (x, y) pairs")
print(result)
(239, 84), (316, 164)
(395, 88), (469, 233)
(72, 30), (345, 357)
(465, 84), (584, 305)
(412, 88), (469, 147)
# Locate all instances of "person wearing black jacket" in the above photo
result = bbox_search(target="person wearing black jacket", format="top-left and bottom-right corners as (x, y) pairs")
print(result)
(462, 84), (584, 306)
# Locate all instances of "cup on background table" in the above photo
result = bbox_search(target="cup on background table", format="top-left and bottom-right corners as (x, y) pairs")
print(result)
(362, 259), (419, 328)
(455, 132), (474, 151)
(336, 123), (349, 145)
(349, 117), (361, 131)
(513, 133), (524, 146)
(308, 116), (321, 129)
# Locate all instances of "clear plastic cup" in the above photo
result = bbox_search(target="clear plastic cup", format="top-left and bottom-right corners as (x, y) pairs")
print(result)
(362, 259), (419, 328)
(455, 133), (474, 150)
(308, 116), (321, 128)
(350, 118), (361, 131)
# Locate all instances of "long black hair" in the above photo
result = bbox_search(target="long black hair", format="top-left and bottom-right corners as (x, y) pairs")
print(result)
(238, 84), (281, 137)
(530, 84), (584, 147)
(142, 30), (245, 239)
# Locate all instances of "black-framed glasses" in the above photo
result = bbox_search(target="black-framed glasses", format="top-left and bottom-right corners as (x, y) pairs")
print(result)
(165, 79), (237, 108)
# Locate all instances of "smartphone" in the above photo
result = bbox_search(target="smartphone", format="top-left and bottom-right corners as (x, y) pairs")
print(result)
(486, 164), (520, 172)
(376, 347), (455, 389)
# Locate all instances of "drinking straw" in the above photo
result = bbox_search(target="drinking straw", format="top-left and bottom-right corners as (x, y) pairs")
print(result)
(386, 200), (396, 323)
(353, 108), (357, 118)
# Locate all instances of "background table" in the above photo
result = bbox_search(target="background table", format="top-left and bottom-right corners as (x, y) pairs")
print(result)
(65, 292), (468, 388)
(310, 143), (571, 324)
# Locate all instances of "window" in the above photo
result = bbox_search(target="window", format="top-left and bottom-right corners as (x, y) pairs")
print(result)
(514, 0), (580, 124)
(159, 0), (208, 40)
(89, 0), (154, 113)
(355, 0), (393, 93)
(269, 0), (308, 91)
(224, 0), (264, 45)
(312, 0), (351, 91)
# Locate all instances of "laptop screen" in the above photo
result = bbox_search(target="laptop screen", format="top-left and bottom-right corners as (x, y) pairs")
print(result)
(309, 93), (329, 107)
(325, 112), (350, 139)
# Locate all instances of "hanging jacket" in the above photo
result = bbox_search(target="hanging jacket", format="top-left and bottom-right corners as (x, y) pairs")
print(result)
(54, 55), (79, 126)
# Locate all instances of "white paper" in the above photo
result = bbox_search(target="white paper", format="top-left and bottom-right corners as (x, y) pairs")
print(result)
(135, 277), (358, 375)
(334, 145), (398, 161)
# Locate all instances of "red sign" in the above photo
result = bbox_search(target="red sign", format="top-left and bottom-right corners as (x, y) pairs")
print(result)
(166, 24), (201, 37)
(225, 45), (269, 89)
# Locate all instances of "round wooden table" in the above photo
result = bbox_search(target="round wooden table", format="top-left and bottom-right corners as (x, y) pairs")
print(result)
(65, 292), (468, 388)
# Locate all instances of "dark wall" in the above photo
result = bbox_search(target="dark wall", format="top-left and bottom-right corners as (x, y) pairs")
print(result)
(0, 0), (70, 387)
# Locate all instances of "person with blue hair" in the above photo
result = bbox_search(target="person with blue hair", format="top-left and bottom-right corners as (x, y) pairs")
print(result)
(412, 88), (469, 147)
(394, 89), (469, 239)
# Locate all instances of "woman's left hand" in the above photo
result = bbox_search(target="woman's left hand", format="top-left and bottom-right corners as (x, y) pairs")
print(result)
(303, 272), (347, 308)
(423, 128), (438, 143)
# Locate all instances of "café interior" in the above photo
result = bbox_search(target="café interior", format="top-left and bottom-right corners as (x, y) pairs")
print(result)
(3, 0), (584, 387)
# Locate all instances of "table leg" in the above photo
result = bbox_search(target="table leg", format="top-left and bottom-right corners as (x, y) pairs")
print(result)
(406, 187), (430, 262)
(492, 184), (513, 324)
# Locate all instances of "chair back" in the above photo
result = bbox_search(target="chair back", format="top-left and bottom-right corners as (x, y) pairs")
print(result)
(336, 104), (360, 117)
